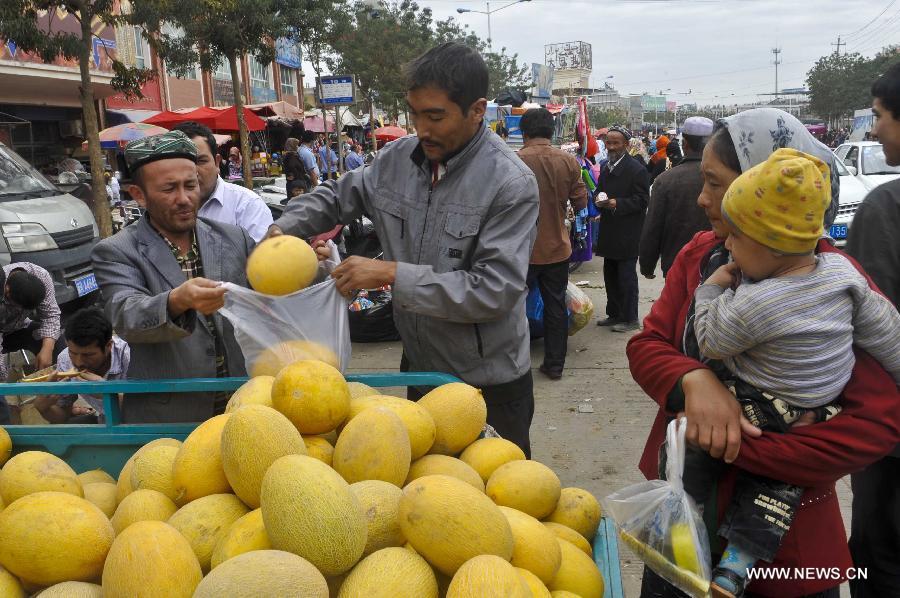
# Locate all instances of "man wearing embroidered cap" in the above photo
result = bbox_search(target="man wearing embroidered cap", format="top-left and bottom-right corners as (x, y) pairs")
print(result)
(91, 130), (253, 423)
(682, 148), (900, 597)
(639, 117), (713, 279)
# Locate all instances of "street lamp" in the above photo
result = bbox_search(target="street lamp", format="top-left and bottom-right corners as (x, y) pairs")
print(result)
(456, 0), (532, 49)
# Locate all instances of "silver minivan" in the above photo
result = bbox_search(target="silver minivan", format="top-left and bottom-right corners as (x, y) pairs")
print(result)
(0, 142), (99, 304)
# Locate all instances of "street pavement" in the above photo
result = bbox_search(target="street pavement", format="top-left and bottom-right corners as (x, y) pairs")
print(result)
(347, 256), (855, 597)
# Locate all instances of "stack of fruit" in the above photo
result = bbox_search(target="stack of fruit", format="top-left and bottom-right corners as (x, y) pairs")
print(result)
(0, 360), (605, 598)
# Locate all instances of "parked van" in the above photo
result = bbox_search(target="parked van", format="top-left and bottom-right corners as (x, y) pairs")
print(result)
(0, 142), (99, 304)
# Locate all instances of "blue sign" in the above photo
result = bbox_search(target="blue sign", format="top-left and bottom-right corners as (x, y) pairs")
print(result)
(275, 38), (301, 69)
(319, 75), (355, 105)
(252, 86), (278, 103)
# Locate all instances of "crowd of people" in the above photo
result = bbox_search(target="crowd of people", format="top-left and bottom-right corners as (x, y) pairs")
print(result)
(0, 40), (897, 598)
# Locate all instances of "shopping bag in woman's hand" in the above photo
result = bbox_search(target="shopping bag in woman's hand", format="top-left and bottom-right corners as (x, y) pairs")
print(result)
(604, 417), (711, 598)
(219, 241), (351, 376)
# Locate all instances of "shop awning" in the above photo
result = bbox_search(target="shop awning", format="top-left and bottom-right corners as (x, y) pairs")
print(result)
(143, 106), (266, 132)
(245, 101), (304, 120)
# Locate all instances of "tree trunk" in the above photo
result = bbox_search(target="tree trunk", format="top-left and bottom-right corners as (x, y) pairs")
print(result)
(229, 54), (253, 188)
(78, 9), (112, 239)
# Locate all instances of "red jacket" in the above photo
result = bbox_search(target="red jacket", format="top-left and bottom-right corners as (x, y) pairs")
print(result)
(626, 231), (900, 597)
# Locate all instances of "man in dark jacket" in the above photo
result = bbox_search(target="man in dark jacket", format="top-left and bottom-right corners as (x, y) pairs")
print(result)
(844, 62), (900, 598)
(594, 125), (650, 332)
(639, 117), (714, 279)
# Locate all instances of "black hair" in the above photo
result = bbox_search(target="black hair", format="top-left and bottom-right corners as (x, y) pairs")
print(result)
(301, 130), (317, 144)
(682, 133), (707, 155)
(6, 270), (46, 310)
(709, 127), (742, 174)
(519, 108), (555, 140)
(404, 42), (489, 115)
(173, 121), (218, 157)
(64, 306), (113, 350)
(871, 61), (900, 120)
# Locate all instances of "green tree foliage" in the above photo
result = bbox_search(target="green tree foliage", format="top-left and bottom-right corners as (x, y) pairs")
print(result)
(806, 47), (900, 127)
(585, 106), (629, 129)
(0, 0), (156, 238)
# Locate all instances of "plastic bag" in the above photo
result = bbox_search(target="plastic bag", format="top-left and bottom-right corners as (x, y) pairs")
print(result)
(566, 282), (594, 336)
(604, 418), (711, 597)
(348, 287), (401, 343)
(219, 242), (351, 375)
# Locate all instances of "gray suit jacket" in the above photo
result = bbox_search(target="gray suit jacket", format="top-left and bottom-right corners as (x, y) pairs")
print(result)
(91, 216), (252, 423)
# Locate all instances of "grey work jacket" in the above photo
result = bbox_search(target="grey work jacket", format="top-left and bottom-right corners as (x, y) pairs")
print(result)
(275, 126), (539, 387)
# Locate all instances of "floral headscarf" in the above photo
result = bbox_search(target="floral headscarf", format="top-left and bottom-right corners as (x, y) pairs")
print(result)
(718, 108), (840, 227)
(628, 138), (649, 162)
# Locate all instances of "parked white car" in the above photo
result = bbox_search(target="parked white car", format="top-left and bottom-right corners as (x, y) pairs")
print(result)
(834, 141), (900, 191)
(829, 159), (869, 247)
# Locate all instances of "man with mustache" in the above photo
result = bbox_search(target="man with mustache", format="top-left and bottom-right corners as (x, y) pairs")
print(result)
(91, 130), (253, 423)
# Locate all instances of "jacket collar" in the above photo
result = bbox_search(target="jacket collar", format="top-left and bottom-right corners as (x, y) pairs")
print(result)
(410, 124), (488, 176)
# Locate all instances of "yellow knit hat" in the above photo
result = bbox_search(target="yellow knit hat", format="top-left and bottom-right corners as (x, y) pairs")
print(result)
(722, 148), (831, 255)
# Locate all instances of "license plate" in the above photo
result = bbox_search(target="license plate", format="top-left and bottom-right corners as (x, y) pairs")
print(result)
(829, 224), (848, 240)
(73, 273), (98, 297)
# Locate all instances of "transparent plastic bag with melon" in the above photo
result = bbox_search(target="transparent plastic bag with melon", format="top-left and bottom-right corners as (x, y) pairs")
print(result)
(220, 241), (351, 375)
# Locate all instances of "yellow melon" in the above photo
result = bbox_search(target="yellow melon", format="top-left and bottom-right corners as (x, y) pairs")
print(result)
(545, 487), (602, 541)
(418, 383), (486, 455)
(271, 360), (350, 434)
(547, 538), (605, 598)
(167, 493), (249, 573)
(486, 460), (561, 519)
(544, 522), (593, 556)
(77, 469), (115, 486)
(211, 508), (271, 569)
(83, 482), (118, 518)
(459, 437), (527, 483)
(251, 340), (340, 377)
(517, 567), (552, 598)
(196, 549), (328, 597)
(247, 235), (318, 295)
(35, 581), (102, 597)
(225, 376), (275, 412)
(116, 438), (182, 503)
(101, 520), (202, 598)
(172, 414), (231, 503)
(130, 445), (180, 502)
(347, 381), (378, 399)
(499, 506), (562, 584)
(406, 455), (484, 491)
(334, 407), (410, 486)
(0, 491), (113, 586)
(0, 451), (82, 505)
(550, 592), (582, 598)
(0, 565), (24, 598)
(110, 489), (178, 536)
(304, 436), (335, 466)
(399, 475), (513, 576)
(349, 480), (405, 556)
(261, 455), (367, 576)
(0, 427), (10, 467)
(446, 554), (531, 598)
(339, 547), (438, 598)
(220, 404), (306, 508)
(346, 395), (436, 459)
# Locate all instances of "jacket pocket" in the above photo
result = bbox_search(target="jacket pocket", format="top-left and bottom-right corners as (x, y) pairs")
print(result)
(376, 196), (409, 239)
(438, 212), (481, 271)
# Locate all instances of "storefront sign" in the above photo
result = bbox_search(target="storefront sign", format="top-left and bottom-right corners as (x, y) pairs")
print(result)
(275, 38), (301, 69)
(252, 86), (278, 103)
(1, 9), (117, 72)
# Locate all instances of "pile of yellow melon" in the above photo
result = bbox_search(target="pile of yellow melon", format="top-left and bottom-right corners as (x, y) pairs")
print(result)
(0, 361), (604, 598)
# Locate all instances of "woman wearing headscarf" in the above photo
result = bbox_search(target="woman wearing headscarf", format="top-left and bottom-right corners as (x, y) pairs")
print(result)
(649, 134), (671, 182)
(281, 137), (307, 198)
(628, 137), (650, 167)
(626, 108), (900, 597)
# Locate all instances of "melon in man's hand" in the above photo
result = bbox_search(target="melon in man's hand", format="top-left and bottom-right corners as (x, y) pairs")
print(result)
(247, 236), (318, 295)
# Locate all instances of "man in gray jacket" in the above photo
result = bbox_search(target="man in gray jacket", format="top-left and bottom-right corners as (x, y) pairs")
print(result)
(268, 42), (540, 455)
(92, 131), (253, 423)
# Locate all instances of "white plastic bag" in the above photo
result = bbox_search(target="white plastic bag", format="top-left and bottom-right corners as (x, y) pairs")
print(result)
(219, 242), (351, 375)
(566, 281), (594, 336)
(604, 418), (711, 597)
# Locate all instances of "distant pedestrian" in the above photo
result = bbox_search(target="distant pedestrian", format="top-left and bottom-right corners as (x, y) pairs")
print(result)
(227, 147), (242, 179)
(639, 117), (713, 278)
(517, 108), (588, 380)
(345, 144), (365, 171)
(648, 134), (670, 182)
(627, 137), (649, 167)
(593, 125), (650, 332)
(318, 143), (339, 180)
(281, 137), (309, 196)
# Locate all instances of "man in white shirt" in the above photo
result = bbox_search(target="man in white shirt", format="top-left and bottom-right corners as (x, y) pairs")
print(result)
(174, 122), (273, 242)
(33, 306), (130, 423)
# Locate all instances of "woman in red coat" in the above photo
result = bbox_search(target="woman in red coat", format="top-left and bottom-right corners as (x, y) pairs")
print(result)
(626, 109), (900, 597)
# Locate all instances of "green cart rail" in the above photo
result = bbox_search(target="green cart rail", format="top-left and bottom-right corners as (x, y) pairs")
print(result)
(2, 372), (458, 476)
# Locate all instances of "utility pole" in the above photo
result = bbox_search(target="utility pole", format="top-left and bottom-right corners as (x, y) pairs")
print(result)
(832, 35), (846, 56)
(772, 47), (781, 103)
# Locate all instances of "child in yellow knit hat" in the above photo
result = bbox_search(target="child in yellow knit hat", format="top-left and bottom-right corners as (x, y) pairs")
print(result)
(684, 148), (900, 597)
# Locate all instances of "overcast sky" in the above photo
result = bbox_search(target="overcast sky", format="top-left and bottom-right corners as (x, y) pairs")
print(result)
(306, 0), (898, 107)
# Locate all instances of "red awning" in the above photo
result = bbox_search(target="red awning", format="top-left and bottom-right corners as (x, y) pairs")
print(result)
(142, 106), (266, 132)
